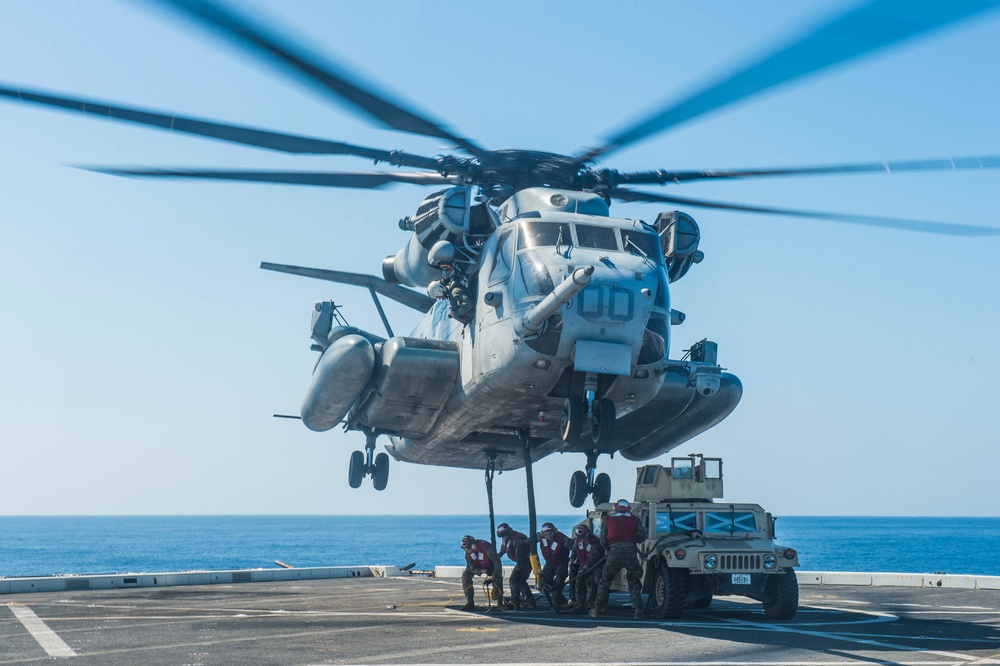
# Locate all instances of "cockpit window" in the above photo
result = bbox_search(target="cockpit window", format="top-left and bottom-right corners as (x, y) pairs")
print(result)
(516, 250), (555, 297)
(575, 224), (618, 250)
(518, 221), (571, 250)
(623, 231), (660, 261)
(489, 230), (515, 284)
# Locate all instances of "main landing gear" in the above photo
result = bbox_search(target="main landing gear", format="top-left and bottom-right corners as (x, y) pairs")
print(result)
(569, 450), (612, 508)
(348, 429), (389, 491)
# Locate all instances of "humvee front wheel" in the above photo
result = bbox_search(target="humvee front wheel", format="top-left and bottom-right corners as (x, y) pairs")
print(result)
(762, 568), (798, 620)
(649, 565), (686, 618)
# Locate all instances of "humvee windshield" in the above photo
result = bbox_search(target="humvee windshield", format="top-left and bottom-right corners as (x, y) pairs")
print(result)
(654, 507), (759, 534)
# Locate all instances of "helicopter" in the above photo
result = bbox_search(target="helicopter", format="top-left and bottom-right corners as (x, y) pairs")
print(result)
(3, 0), (1000, 517)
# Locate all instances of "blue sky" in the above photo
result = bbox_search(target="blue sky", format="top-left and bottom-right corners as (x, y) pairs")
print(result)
(1, 1), (998, 517)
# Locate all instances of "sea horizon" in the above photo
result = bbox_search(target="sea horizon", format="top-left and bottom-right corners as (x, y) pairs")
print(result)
(2, 515), (998, 579)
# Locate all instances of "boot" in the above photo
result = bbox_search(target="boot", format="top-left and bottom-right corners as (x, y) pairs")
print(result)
(523, 595), (537, 610)
(589, 606), (601, 618)
(460, 602), (476, 612)
(571, 604), (588, 614)
(632, 594), (644, 620)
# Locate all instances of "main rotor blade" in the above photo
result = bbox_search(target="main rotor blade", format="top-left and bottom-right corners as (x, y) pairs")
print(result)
(0, 84), (439, 170)
(149, 0), (484, 156)
(78, 167), (456, 189)
(610, 187), (1000, 237)
(616, 155), (1000, 186)
(581, 0), (1000, 163)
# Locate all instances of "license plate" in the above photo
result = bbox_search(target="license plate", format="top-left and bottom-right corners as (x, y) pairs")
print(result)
(731, 573), (751, 585)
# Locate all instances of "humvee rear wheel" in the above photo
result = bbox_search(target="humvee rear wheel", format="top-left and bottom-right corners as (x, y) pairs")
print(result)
(372, 452), (390, 491)
(569, 471), (588, 508)
(348, 450), (365, 489)
(561, 396), (584, 444)
(649, 565), (686, 618)
(762, 568), (798, 620)
(592, 472), (611, 506)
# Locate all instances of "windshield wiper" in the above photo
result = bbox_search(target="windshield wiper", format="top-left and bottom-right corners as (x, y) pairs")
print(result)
(623, 233), (652, 265)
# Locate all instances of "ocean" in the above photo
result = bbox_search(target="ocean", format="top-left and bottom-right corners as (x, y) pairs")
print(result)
(1, 515), (997, 579)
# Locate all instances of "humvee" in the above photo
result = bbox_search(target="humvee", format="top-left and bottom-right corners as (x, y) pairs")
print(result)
(585, 454), (800, 619)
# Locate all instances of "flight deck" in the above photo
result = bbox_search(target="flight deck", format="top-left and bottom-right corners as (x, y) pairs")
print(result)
(3, 572), (999, 665)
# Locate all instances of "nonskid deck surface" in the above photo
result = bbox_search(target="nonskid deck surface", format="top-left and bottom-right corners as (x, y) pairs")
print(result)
(2, 576), (999, 665)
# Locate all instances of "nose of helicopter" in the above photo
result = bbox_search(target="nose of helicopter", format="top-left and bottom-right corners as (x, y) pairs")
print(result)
(545, 258), (661, 375)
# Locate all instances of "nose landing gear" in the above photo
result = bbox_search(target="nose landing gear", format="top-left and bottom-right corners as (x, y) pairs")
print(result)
(569, 450), (612, 508)
(560, 378), (616, 448)
(348, 429), (390, 491)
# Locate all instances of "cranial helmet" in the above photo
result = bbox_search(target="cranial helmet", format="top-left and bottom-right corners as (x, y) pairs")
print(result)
(461, 535), (475, 549)
(496, 523), (512, 538)
(540, 522), (556, 536)
(574, 524), (591, 538)
(615, 499), (631, 513)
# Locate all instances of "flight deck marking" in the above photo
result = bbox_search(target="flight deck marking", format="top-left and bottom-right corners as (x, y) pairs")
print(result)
(6, 604), (77, 658)
(720, 614), (983, 663)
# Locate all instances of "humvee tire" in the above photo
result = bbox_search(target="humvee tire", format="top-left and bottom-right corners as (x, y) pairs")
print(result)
(762, 568), (798, 620)
(649, 565), (686, 618)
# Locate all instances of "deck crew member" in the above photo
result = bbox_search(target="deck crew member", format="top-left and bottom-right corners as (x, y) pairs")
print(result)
(569, 523), (605, 613)
(591, 499), (647, 620)
(460, 534), (503, 611)
(496, 522), (536, 609)
(538, 521), (572, 610)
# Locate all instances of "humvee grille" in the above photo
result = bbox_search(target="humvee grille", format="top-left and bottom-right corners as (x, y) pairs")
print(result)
(720, 554), (761, 571)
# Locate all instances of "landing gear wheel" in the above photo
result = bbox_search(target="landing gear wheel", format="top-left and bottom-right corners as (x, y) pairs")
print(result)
(561, 396), (584, 444)
(649, 565), (686, 619)
(763, 568), (798, 620)
(348, 450), (365, 489)
(592, 472), (611, 506)
(569, 470), (588, 508)
(372, 452), (390, 491)
(591, 398), (616, 446)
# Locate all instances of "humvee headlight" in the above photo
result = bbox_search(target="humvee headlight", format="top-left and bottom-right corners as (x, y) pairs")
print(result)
(784, 548), (797, 560)
(674, 548), (686, 560)
(704, 554), (718, 570)
(763, 554), (777, 569)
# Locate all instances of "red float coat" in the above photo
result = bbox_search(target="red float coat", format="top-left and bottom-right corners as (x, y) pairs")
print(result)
(539, 531), (571, 564)
(464, 539), (495, 571)
(573, 534), (602, 567)
(501, 531), (529, 561)
(605, 513), (639, 546)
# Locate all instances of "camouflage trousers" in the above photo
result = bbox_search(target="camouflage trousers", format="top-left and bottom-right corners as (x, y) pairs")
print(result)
(571, 561), (601, 607)
(507, 560), (534, 605)
(540, 560), (569, 605)
(462, 562), (503, 604)
(595, 543), (643, 611)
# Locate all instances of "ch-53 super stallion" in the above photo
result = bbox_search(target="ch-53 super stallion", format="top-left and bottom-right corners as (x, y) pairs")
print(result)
(4, 0), (999, 523)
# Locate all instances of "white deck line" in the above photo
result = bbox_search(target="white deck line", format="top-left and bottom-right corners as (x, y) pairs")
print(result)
(6, 604), (78, 657)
